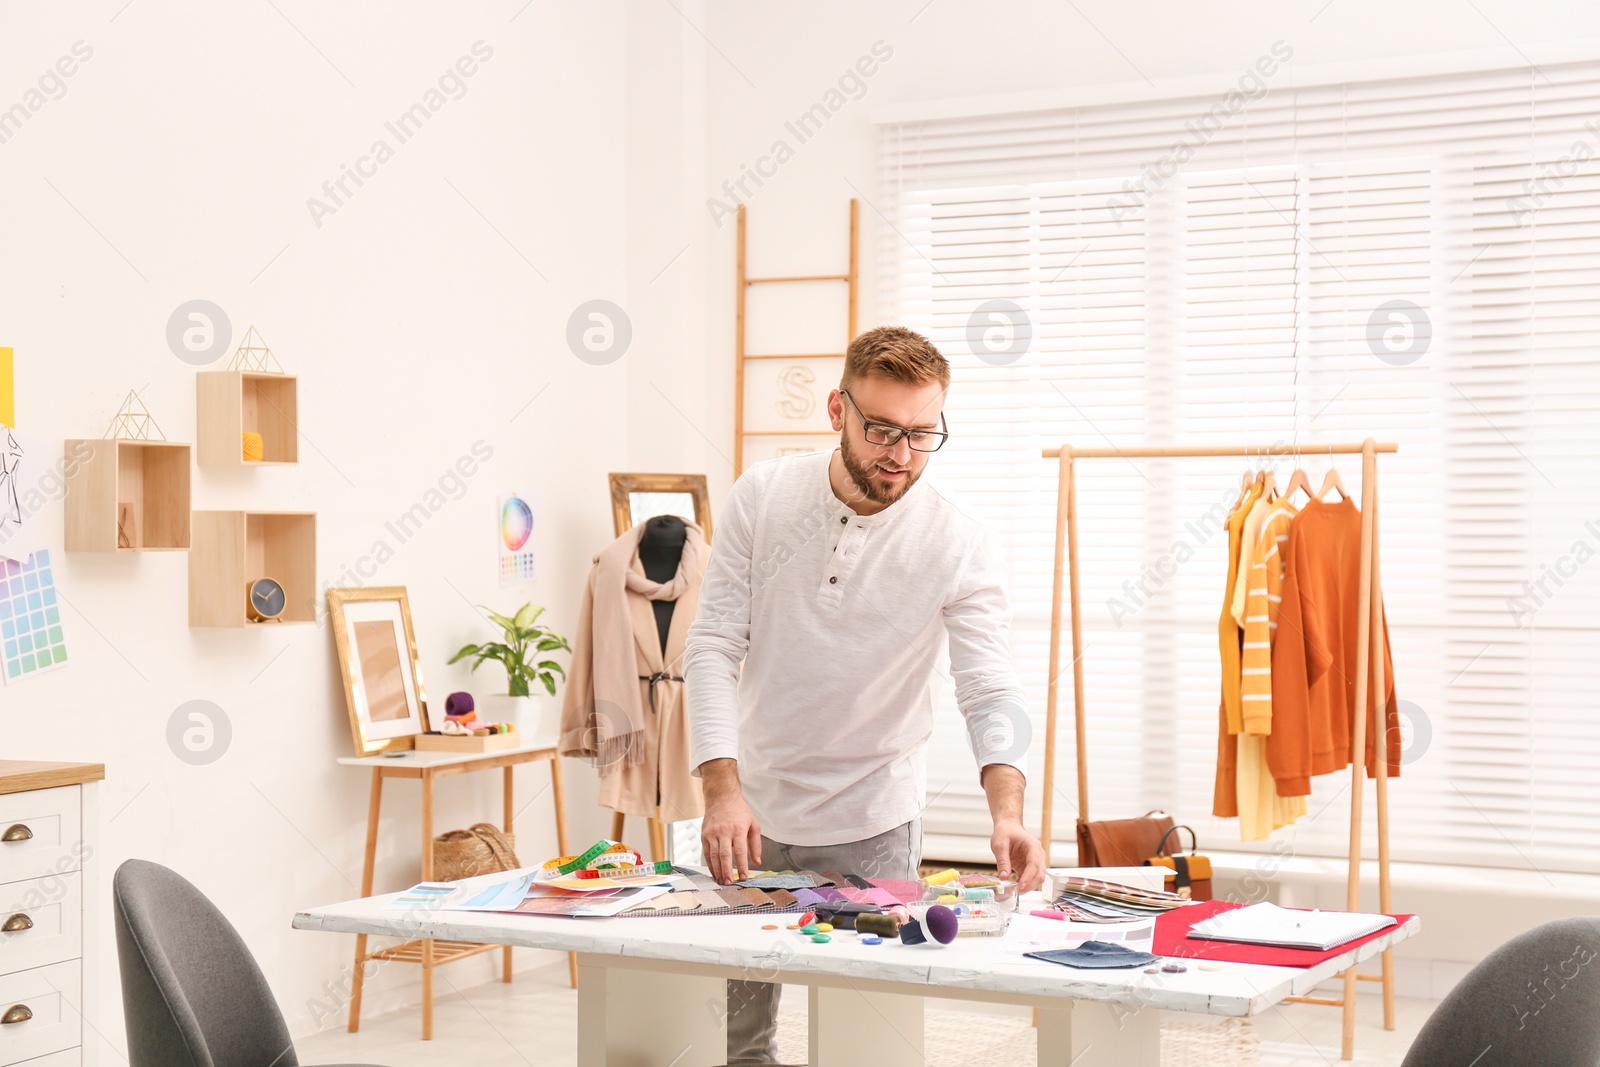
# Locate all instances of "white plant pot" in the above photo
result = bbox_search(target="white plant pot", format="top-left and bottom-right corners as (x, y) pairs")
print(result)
(478, 693), (558, 746)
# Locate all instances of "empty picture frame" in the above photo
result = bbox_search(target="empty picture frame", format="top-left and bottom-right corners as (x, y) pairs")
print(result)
(327, 586), (430, 754)
(608, 472), (712, 542)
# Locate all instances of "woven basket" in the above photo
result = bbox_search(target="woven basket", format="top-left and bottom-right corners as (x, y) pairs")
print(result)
(432, 822), (520, 881)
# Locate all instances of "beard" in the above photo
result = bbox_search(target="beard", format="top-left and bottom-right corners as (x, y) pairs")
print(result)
(839, 433), (922, 507)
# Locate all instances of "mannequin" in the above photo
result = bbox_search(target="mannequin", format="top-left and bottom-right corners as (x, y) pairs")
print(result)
(637, 514), (687, 654)
(560, 515), (707, 862)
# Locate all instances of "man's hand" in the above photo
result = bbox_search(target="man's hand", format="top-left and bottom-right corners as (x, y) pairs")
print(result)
(979, 764), (1046, 892)
(990, 818), (1047, 893)
(698, 758), (761, 884)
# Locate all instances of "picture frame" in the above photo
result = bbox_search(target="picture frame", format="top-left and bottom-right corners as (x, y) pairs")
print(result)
(608, 472), (713, 542)
(327, 586), (430, 755)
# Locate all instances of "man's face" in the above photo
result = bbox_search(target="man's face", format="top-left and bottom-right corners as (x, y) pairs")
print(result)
(829, 374), (946, 507)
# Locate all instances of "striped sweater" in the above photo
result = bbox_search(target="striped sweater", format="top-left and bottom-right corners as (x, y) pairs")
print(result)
(1240, 500), (1299, 735)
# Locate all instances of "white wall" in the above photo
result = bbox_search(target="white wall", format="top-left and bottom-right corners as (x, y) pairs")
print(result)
(0, 0), (649, 1049)
(7, 0), (1600, 1055)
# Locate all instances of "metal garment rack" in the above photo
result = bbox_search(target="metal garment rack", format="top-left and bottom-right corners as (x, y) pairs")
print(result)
(1038, 439), (1399, 1062)
(734, 199), (859, 473)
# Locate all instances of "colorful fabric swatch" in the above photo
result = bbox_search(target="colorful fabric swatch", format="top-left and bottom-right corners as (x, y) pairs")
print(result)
(1, 550), (68, 684)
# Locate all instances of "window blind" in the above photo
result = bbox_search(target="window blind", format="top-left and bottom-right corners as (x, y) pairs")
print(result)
(880, 59), (1600, 874)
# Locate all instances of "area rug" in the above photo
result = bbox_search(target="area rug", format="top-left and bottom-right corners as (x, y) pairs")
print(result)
(774, 1008), (1259, 1066)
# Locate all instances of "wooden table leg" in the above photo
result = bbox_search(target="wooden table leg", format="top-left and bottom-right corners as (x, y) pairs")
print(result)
(503, 765), (514, 984)
(810, 985), (923, 1067)
(1035, 999), (1160, 1067)
(550, 754), (576, 989)
(576, 956), (725, 1067)
(347, 769), (383, 1033)
(421, 769), (435, 1041)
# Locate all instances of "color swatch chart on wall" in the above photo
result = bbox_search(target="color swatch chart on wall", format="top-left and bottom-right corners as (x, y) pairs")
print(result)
(2, 549), (70, 683)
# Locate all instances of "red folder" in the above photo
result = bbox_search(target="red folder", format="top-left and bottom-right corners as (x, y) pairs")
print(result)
(1153, 899), (1413, 968)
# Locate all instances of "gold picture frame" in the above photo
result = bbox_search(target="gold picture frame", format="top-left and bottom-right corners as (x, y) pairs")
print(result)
(327, 586), (430, 755)
(608, 472), (713, 542)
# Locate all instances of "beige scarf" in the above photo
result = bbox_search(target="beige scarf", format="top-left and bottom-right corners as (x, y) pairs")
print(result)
(586, 520), (705, 770)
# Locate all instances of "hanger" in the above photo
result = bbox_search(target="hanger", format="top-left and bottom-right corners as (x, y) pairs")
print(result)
(1229, 445), (1253, 512)
(1318, 444), (1348, 501)
(1281, 439), (1315, 505)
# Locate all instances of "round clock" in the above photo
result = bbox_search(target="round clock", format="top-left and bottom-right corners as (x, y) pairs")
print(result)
(246, 577), (287, 622)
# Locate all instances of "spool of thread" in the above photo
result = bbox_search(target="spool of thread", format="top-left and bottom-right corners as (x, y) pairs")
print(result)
(900, 905), (958, 946)
(242, 432), (264, 462)
(445, 692), (476, 718)
(924, 868), (960, 886)
(962, 887), (995, 901)
(854, 913), (901, 938)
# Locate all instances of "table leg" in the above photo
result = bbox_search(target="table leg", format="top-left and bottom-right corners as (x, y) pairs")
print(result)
(347, 769), (383, 1034)
(575, 956), (726, 1067)
(550, 754), (576, 989)
(1035, 999), (1161, 1067)
(809, 985), (923, 1067)
(503, 765), (514, 984)
(421, 769), (434, 1041)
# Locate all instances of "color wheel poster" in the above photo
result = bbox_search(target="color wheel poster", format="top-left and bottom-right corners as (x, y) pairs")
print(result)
(498, 491), (536, 587)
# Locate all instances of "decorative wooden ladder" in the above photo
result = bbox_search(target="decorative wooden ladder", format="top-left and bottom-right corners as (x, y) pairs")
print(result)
(734, 199), (859, 472)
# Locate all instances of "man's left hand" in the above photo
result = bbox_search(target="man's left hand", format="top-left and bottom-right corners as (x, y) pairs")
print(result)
(990, 819), (1047, 893)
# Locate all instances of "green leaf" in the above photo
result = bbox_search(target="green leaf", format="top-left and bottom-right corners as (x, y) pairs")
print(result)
(541, 673), (557, 696)
(484, 609), (519, 635)
(512, 603), (539, 629)
(447, 643), (481, 665)
(536, 660), (565, 675)
(535, 637), (569, 652)
(509, 674), (530, 697)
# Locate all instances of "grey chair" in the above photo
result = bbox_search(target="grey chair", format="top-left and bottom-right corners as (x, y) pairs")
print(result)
(1402, 915), (1600, 1067)
(113, 858), (386, 1067)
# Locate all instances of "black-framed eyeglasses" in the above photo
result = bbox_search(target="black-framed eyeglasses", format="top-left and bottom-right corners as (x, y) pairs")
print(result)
(839, 390), (949, 452)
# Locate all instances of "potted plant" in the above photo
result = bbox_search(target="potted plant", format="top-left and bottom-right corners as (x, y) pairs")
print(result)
(447, 604), (570, 740)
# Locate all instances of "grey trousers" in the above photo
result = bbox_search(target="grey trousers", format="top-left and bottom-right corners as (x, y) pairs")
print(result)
(725, 818), (923, 1065)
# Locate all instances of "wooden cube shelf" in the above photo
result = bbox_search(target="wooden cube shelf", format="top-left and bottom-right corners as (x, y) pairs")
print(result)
(189, 511), (317, 627)
(197, 371), (299, 466)
(64, 440), (192, 552)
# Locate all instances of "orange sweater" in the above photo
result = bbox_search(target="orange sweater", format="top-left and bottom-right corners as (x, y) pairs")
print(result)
(1266, 498), (1401, 796)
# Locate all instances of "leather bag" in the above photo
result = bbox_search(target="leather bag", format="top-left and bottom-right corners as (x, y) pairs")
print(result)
(1142, 824), (1213, 900)
(1075, 809), (1174, 868)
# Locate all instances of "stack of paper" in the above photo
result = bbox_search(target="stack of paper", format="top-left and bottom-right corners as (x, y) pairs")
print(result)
(1188, 903), (1396, 951)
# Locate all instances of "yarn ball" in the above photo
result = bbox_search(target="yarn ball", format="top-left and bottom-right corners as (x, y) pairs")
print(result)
(445, 691), (476, 717)
(242, 432), (264, 462)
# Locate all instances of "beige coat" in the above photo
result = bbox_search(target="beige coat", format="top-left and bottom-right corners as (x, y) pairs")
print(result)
(559, 538), (705, 822)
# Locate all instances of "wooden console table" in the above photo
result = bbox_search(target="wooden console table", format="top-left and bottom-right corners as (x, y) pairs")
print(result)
(336, 742), (569, 1040)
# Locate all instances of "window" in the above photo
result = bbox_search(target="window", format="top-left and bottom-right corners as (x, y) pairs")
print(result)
(880, 61), (1600, 874)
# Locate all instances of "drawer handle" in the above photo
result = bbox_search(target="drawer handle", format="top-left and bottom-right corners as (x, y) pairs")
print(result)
(1, 913), (31, 933)
(0, 1004), (30, 1024)
(0, 824), (31, 843)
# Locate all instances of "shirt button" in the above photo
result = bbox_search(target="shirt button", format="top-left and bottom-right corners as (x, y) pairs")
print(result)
(829, 576), (838, 584)
(840, 517), (847, 524)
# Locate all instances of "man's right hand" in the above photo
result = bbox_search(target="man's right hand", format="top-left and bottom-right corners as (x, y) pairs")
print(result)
(698, 758), (761, 884)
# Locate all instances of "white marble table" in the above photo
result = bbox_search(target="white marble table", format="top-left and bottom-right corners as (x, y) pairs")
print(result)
(293, 889), (1419, 1066)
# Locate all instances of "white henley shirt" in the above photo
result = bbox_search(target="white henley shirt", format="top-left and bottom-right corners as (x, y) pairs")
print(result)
(684, 449), (1029, 846)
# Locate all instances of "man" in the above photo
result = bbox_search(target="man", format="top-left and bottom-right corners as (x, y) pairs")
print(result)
(684, 325), (1046, 1065)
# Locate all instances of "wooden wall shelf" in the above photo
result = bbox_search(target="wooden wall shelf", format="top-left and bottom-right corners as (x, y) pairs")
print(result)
(64, 440), (192, 552)
(188, 510), (316, 627)
(197, 371), (299, 466)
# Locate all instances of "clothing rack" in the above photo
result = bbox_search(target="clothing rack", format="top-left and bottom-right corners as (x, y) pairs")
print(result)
(1037, 439), (1399, 1061)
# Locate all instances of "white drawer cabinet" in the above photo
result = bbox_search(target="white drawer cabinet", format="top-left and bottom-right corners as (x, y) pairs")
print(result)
(0, 764), (102, 1067)
(0, 960), (81, 1066)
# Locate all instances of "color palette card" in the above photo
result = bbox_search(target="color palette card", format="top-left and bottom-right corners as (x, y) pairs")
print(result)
(1, 549), (69, 684)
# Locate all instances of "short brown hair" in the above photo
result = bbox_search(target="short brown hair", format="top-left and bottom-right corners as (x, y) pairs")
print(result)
(841, 326), (950, 390)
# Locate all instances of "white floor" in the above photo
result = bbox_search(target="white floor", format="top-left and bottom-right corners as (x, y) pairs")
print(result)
(298, 958), (1438, 1066)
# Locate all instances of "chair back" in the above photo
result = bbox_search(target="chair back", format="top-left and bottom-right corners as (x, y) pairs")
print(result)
(113, 859), (298, 1067)
(1402, 915), (1600, 1067)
